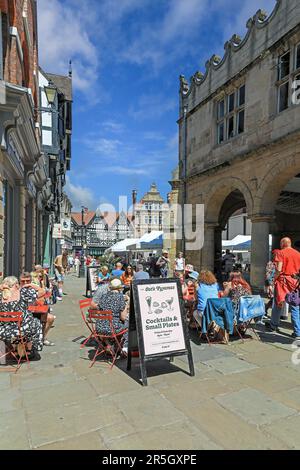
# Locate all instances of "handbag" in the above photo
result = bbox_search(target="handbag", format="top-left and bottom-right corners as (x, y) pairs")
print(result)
(286, 277), (300, 306)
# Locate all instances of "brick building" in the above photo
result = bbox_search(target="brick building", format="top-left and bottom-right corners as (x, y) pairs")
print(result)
(178, 0), (300, 289)
(0, 0), (72, 277)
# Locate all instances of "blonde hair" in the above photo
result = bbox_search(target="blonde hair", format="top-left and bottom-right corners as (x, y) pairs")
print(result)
(3, 276), (18, 287)
(101, 266), (109, 273)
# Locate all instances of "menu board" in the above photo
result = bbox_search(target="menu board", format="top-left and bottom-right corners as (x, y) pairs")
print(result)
(127, 278), (194, 386)
(137, 282), (186, 356)
(86, 266), (100, 297)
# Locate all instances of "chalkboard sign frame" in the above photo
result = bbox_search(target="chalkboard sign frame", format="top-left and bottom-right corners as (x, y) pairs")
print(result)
(85, 266), (101, 298)
(127, 278), (195, 386)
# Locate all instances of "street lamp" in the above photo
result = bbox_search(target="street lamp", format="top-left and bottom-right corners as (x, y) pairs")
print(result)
(44, 81), (57, 106)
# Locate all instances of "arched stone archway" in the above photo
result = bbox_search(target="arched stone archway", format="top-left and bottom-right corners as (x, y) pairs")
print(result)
(199, 177), (254, 273)
(204, 176), (254, 223)
(254, 152), (300, 216)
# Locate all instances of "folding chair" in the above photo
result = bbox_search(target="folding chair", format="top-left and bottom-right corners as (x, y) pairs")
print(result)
(237, 295), (265, 341)
(0, 312), (30, 373)
(79, 299), (94, 349)
(88, 310), (127, 369)
(200, 298), (234, 345)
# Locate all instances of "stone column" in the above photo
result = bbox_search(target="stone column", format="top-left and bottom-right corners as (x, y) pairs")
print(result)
(200, 223), (217, 272)
(250, 216), (273, 290)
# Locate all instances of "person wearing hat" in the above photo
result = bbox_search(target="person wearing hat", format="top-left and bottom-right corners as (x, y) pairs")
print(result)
(156, 250), (170, 278)
(96, 279), (129, 356)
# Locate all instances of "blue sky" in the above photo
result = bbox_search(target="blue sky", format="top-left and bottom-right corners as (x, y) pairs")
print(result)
(37, 0), (277, 211)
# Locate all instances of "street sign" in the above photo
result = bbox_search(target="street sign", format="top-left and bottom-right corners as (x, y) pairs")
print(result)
(127, 278), (195, 386)
(61, 218), (71, 231)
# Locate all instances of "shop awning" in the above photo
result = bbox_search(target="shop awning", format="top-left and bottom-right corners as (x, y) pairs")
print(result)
(127, 231), (164, 251)
(222, 235), (272, 251)
(106, 238), (139, 253)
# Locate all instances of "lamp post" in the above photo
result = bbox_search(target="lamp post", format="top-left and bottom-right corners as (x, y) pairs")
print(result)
(80, 206), (87, 278)
(182, 105), (188, 258)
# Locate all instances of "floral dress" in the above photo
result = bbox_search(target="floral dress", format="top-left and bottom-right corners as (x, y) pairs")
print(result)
(0, 288), (44, 351)
(229, 285), (251, 319)
(96, 291), (128, 347)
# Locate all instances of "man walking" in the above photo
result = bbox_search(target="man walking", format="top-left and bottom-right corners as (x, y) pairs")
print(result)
(74, 257), (81, 278)
(53, 250), (68, 300)
(266, 238), (300, 338)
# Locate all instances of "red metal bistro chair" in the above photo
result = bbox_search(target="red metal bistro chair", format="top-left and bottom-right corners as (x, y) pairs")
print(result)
(79, 299), (94, 349)
(0, 311), (30, 373)
(88, 310), (127, 369)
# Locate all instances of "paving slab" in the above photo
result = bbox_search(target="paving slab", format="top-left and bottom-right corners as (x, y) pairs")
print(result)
(109, 388), (186, 432)
(203, 357), (258, 375)
(263, 414), (300, 449)
(0, 410), (29, 450)
(175, 398), (288, 450)
(36, 431), (107, 450)
(216, 388), (297, 426)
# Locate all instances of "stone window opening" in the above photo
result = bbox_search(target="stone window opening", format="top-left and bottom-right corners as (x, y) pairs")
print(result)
(216, 84), (246, 145)
(277, 46), (300, 113)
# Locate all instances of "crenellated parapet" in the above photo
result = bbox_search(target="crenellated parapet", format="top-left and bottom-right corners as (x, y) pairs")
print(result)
(179, 0), (299, 114)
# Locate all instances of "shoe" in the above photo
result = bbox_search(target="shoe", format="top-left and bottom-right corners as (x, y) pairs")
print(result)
(43, 340), (55, 346)
(265, 322), (279, 333)
(56, 297), (62, 301)
(291, 333), (300, 340)
(28, 349), (41, 361)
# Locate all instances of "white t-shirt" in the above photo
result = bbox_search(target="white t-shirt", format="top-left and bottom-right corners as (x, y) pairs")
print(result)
(175, 258), (185, 271)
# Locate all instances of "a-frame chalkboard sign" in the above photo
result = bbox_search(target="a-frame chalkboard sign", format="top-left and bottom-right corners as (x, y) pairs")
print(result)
(127, 278), (195, 386)
(85, 266), (100, 298)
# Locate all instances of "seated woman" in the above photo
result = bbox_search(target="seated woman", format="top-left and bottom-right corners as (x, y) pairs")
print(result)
(0, 276), (43, 359)
(96, 279), (129, 356)
(20, 272), (56, 347)
(193, 270), (219, 328)
(182, 272), (199, 328)
(98, 266), (110, 284)
(121, 265), (134, 293)
(223, 271), (252, 316)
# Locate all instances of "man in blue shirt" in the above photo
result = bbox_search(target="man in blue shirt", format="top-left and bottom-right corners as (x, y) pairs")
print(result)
(134, 264), (150, 280)
(111, 262), (125, 279)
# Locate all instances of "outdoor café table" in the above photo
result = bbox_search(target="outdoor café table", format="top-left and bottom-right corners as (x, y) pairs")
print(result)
(28, 304), (48, 336)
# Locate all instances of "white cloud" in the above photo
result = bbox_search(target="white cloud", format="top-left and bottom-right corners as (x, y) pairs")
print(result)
(65, 176), (95, 211)
(37, 0), (100, 96)
(102, 120), (125, 133)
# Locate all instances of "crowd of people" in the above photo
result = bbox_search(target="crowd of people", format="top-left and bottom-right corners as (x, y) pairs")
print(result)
(88, 237), (300, 356)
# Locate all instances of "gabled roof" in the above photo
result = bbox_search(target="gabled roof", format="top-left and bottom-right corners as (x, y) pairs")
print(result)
(45, 71), (72, 101)
(72, 211), (134, 228)
(140, 183), (165, 203)
(71, 211), (95, 226)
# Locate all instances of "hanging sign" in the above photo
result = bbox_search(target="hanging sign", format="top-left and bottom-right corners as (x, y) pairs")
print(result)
(127, 278), (195, 386)
(52, 223), (62, 239)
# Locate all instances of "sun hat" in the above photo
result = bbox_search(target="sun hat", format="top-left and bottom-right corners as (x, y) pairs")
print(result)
(162, 249), (169, 254)
(189, 271), (199, 281)
(109, 279), (123, 290)
(185, 264), (194, 273)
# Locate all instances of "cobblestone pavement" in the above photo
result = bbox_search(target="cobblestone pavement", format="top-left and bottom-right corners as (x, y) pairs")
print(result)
(1, 275), (300, 450)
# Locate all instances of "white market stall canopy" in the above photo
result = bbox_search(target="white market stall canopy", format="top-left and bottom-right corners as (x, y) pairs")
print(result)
(127, 231), (164, 251)
(106, 238), (139, 253)
(222, 235), (272, 251)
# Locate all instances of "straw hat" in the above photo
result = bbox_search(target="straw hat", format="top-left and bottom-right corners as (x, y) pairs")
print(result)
(109, 279), (123, 290)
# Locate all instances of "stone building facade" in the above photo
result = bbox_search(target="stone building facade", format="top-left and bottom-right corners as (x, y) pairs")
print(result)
(179, 0), (300, 289)
(133, 183), (169, 238)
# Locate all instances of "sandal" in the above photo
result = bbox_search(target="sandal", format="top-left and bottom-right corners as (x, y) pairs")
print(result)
(43, 340), (55, 346)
